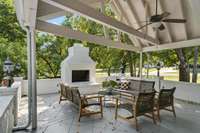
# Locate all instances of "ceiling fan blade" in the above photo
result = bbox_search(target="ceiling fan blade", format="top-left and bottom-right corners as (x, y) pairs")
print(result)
(158, 23), (165, 30)
(160, 12), (170, 18)
(162, 19), (186, 23)
(133, 21), (149, 24)
(136, 23), (153, 31)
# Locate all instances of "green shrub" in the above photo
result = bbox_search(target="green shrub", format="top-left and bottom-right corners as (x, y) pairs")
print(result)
(102, 80), (118, 88)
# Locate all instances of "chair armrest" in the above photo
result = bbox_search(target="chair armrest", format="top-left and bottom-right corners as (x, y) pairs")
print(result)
(114, 89), (138, 96)
(81, 94), (103, 100)
(120, 92), (133, 97)
(114, 89), (136, 101)
(114, 95), (135, 104)
(81, 92), (99, 96)
(70, 86), (79, 89)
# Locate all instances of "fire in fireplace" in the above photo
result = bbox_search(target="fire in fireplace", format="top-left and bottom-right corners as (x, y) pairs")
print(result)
(72, 70), (89, 82)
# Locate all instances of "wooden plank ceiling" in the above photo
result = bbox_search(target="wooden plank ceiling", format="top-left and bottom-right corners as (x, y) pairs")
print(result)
(36, 0), (200, 52)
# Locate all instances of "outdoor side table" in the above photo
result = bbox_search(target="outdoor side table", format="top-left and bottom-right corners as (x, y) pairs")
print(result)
(98, 90), (120, 107)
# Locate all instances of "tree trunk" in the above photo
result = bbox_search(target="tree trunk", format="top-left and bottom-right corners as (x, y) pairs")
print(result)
(192, 47), (199, 83)
(137, 65), (140, 77)
(133, 62), (136, 77)
(129, 58), (134, 77)
(146, 53), (150, 78)
(107, 67), (111, 76)
(121, 62), (126, 74)
(126, 51), (134, 77)
(175, 49), (190, 82)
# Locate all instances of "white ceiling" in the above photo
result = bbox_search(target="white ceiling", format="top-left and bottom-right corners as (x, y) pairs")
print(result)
(111, 0), (200, 44)
(15, 0), (200, 52)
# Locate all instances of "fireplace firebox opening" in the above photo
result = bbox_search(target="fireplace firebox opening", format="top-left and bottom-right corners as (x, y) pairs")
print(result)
(72, 70), (90, 82)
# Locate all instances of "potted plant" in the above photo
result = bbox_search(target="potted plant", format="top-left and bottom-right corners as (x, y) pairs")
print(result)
(102, 80), (118, 95)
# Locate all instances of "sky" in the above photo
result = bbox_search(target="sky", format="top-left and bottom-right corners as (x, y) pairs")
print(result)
(47, 16), (65, 25)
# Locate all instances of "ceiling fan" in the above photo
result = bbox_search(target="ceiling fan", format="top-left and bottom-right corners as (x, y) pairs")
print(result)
(136, 0), (187, 31)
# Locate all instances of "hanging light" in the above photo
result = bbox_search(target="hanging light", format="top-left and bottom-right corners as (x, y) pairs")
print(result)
(3, 57), (14, 75)
(156, 62), (164, 77)
(151, 22), (162, 30)
(2, 57), (14, 87)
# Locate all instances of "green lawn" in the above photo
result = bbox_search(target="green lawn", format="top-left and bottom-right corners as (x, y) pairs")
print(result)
(96, 68), (200, 84)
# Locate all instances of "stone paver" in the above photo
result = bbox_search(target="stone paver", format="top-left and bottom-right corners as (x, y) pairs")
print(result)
(16, 94), (200, 133)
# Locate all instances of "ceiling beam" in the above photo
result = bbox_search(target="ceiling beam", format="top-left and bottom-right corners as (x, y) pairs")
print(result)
(142, 38), (200, 52)
(37, 0), (101, 20)
(111, 0), (142, 48)
(37, 1), (68, 20)
(40, 0), (159, 45)
(36, 20), (140, 52)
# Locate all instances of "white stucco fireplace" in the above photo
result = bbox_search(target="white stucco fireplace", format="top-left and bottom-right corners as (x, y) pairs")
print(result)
(61, 43), (100, 94)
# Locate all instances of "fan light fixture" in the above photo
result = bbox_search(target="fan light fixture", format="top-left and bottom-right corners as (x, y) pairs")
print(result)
(136, 0), (186, 31)
(151, 22), (162, 29)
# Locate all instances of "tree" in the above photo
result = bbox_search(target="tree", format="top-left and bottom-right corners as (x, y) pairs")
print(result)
(0, 0), (26, 80)
(91, 46), (120, 76)
(70, 6), (124, 76)
(1, 0), (199, 83)
(175, 49), (190, 82)
(192, 47), (199, 83)
(36, 33), (78, 78)
(0, 0), (25, 41)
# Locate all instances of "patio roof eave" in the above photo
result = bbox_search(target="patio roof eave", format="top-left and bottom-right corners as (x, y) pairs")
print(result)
(142, 38), (200, 52)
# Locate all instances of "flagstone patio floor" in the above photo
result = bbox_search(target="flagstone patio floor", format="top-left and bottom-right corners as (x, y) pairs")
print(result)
(15, 93), (200, 133)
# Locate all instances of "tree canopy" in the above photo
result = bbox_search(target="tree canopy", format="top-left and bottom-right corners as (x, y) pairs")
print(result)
(0, 0), (199, 83)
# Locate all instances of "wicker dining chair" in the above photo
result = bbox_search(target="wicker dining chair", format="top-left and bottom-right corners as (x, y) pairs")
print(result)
(71, 88), (104, 122)
(59, 82), (67, 104)
(155, 87), (176, 121)
(115, 91), (156, 130)
(59, 83), (103, 121)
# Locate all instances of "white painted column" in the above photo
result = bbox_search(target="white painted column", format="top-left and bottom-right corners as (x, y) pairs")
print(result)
(30, 29), (37, 129)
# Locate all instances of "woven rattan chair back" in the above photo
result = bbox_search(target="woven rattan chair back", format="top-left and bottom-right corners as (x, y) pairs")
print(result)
(135, 91), (156, 116)
(159, 87), (176, 108)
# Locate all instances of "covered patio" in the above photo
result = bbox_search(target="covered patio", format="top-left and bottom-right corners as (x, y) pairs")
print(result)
(17, 94), (200, 133)
(4, 0), (200, 132)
